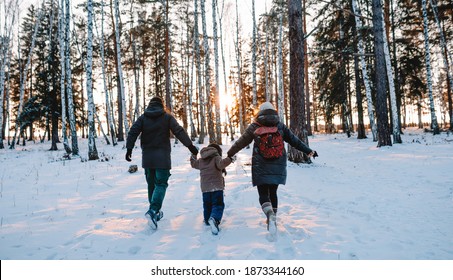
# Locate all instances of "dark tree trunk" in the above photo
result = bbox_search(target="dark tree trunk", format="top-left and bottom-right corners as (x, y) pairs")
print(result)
(372, 0), (392, 147)
(355, 50), (367, 139)
(288, 0), (310, 163)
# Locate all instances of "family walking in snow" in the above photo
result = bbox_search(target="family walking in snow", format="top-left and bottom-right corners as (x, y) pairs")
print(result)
(125, 97), (317, 236)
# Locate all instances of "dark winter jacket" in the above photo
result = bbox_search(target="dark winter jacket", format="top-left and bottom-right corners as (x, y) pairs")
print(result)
(190, 146), (232, 193)
(227, 109), (313, 186)
(126, 102), (193, 169)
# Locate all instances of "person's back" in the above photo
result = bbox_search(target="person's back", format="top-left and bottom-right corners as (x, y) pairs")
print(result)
(190, 144), (233, 235)
(125, 96), (198, 229)
(226, 102), (317, 237)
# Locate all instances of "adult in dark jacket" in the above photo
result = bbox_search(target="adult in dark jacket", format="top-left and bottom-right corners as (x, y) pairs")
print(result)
(125, 96), (198, 229)
(227, 102), (317, 235)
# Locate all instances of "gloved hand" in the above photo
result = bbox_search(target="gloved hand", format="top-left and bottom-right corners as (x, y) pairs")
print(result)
(125, 149), (132, 162)
(188, 144), (198, 155)
(228, 155), (236, 162)
(311, 151), (319, 158)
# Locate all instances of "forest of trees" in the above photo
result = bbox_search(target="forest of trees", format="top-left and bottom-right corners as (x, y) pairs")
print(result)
(0, 0), (452, 160)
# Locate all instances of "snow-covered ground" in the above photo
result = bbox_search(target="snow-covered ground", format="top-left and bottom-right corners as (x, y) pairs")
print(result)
(1, 128), (452, 260)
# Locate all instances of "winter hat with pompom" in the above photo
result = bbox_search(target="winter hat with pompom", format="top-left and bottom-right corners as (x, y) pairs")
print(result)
(259, 101), (275, 111)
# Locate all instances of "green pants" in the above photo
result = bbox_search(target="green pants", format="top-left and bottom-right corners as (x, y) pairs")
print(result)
(144, 168), (171, 212)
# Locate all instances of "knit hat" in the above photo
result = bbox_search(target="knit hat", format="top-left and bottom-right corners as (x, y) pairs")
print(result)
(259, 101), (275, 111)
(148, 96), (164, 107)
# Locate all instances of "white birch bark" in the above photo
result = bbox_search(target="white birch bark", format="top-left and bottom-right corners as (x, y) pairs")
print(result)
(421, 0), (440, 134)
(212, 0), (222, 144)
(429, 0), (453, 129)
(65, 0), (79, 155)
(194, 0), (205, 144)
(186, 16), (196, 139)
(252, 0), (257, 107)
(216, 0), (234, 140)
(352, 0), (377, 141)
(10, 8), (42, 149)
(201, 0), (215, 143)
(264, 11), (270, 102)
(277, 13), (285, 123)
(58, 0), (71, 153)
(381, 10), (401, 143)
(98, 0), (117, 145)
(0, 0), (18, 149)
(130, 2), (140, 123)
(234, 0), (244, 133)
(114, 0), (129, 137)
(86, 0), (98, 160)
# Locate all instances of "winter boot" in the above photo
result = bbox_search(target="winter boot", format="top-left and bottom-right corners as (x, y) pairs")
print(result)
(145, 209), (158, 230)
(208, 217), (220, 235)
(155, 210), (164, 221)
(262, 202), (277, 235)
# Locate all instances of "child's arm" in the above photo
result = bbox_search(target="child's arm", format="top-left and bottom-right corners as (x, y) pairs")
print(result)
(190, 154), (200, 169)
(215, 156), (233, 170)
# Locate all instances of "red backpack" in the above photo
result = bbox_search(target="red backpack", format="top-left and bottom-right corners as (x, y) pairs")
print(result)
(254, 124), (284, 159)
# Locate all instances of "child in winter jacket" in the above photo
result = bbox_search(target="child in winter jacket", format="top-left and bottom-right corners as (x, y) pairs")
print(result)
(190, 143), (233, 235)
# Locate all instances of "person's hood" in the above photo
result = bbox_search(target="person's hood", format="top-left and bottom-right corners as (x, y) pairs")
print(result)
(255, 108), (280, 126)
(200, 146), (220, 159)
(144, 103), (165, 118)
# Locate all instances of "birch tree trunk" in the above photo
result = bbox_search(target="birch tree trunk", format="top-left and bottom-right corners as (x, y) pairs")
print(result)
(212, 0), (222, 144)
(277, 12), (285, 123)
(217, 0), (234, 141)
(130, 2), (140, 123)
(372, 0), (392, 146)
(114, 0), (129, 138)
(288, 0), (310, 163)
(430, 0), (453, 130)
(65, 0), (79, 155)
(163, 0), (173, 112)
(201, 0), (215, 143)
(352, 0), (377, 141)
(99, 0), (117, 146)
(185, 13), (197, 140)
(264, 11), (270, 102)
(194, 0), (205, 144)
(48, 2), (59, 151)
(381, 10), (401, 143)
(58, 0), (71, 153)
(303, 0), (312, 136)
(251, 0), (257, 108)
(235, 0), (244, 133)
(0, 0), (17, 149)
(86, 0), (99, 160)
(421, 0), (440, 135)
(10, 8), (42, 149)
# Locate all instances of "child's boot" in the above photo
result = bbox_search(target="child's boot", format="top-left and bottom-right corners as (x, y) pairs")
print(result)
(208, 217), (220, 235)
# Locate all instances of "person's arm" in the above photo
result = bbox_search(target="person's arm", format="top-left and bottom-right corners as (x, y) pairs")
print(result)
(169, 115), (198, 155)
(227, 124), (256, 157)
(282, 124), (314, 155)
(125, 116), (144, 161)
(215, 156), (233, 170)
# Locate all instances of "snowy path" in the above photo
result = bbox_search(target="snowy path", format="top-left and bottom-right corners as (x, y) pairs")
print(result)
(1, 129), (452, 259)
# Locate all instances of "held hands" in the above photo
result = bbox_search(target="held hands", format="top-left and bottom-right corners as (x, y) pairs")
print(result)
(125, 149), (132, 162)
(228, 155), (237, 162)
(308, 151), (319, 158)
(188, 144), (199, 156)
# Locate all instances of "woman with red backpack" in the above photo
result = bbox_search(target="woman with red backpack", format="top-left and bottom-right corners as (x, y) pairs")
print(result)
(227, 102), (318, 236)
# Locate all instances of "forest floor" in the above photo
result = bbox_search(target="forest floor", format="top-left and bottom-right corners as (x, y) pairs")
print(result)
(0, 128), (452, 260)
